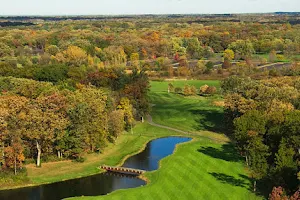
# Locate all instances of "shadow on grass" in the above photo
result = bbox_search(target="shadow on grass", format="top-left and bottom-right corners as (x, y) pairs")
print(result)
(190, 109), (224, 133)
(209, 172), (250, 189)
(197, 143), (243, 162)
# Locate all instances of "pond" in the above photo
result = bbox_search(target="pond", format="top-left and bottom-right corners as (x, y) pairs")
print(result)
(0, 137), (191, 200)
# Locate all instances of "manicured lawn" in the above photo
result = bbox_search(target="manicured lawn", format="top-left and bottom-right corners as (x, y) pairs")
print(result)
(68, 80), (261, 200)
(149, 80), (226, 137)
(69, 138), (260, 200)
(150, 80), (220, 93)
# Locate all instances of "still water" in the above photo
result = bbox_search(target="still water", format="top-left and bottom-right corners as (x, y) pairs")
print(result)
(0, 137), (191, 200)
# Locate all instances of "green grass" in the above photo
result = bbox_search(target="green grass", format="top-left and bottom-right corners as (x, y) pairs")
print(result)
(69, 138), (260, 200)
(1, 123), (181, 190)
(150, 80), (220, 93)
(150, 80), (225, 135)
(253, 53), (295, 63)
(68, 80), (262, 200)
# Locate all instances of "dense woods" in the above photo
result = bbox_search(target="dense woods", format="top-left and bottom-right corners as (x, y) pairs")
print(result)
(1, 14), (300, 80)
(222, 76), (300, 197)
(0, 69), (149, 171)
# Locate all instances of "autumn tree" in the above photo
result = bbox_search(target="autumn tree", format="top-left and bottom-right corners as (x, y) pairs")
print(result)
(4, 142), (25, 175)
(118, 97), (134, 131)
(224, 49), (235, 61)
(108, 110), (125, 142)
(56, 45), (88, 66)
(168, 83), (174, 93)
(23, 94), (69, 167)
(130, 53), (140, 68)
(205, 86), (217, 95)
(199, 84), (209, 94)
(229, 40), (255, 59)
(0, 95), (28, 174)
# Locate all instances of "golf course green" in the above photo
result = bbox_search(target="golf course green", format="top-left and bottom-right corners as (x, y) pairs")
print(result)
(69, 80), (262, 200)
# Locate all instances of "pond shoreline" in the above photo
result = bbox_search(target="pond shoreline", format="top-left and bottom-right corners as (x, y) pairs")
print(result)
(0, 135), (193, 198)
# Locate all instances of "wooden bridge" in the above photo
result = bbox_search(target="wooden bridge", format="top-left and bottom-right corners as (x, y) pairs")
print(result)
(100, 165), (146, 176)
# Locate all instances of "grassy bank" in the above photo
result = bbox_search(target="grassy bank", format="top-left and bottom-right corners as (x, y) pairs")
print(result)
(69, 137), (260, 200)
(1, 123), (181, 190)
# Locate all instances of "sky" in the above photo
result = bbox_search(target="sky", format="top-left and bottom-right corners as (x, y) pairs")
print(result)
(0, 0), (299, 16)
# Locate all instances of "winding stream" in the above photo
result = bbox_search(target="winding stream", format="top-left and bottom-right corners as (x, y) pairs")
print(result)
(0, 137), (191, 200)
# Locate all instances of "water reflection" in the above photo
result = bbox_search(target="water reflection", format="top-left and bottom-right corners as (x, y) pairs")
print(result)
(0, 137), (191, 200)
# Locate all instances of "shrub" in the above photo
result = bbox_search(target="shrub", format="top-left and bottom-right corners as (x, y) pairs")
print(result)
(183, 85), (191, 96)
(168, 83), (175, 93)
(190, 86), (197, 95)
(206, 86), (217, 94)
(175, 87), (182, 94)
(200, 84), (209, 94)
(183, 85), (197, 96)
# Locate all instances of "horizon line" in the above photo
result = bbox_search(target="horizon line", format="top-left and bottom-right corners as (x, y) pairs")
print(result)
(0, 11), (299, 17)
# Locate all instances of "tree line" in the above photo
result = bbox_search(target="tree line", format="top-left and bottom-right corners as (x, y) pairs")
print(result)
(221, 76), (299, 197)
(0, 66), (149, 175)
(0, 17), (300, 80)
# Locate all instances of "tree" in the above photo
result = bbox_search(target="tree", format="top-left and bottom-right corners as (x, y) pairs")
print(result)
(195, 60), (207, 75)
(118, 97), (134, 131)
(205, 86), (217, 95)
(269, 187), (288, 200)
(108, 110), (125, 141)
(224, 49), (235, 61)
(0, 42), (12, 57)
(175, 87), (182, 94)
(130, 53), (140, 68)
(45, 45), (60, 56)
(56, 45), (88, 66)
(233, 110), (266, 163)
(168, 83), (174, 93)
(34, 64), (69, 83)
(4, 142), (25, 175)
(222, 59), (231, 69)
(0, 95), (28, 172)
(122, 69), (150, 120)
(68, 87), (108, 154)
(275, 140), (296, 171)
(22, 93), (69, 167)
(183, 37), (203, 59)
(247, 135), (270, 191)
(229, 40), (255, 59)
(183, 85), (191, 96)
(269, 187), (300, 200)
(200, 84), (209, 94)
(183, 85), (196, 96)
(178, 66), (191, 77)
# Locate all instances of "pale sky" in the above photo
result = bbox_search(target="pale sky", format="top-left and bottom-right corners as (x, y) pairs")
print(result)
(0, 0), (299, 15)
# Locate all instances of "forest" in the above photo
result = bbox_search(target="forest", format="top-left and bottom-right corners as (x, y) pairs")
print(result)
(0, 13), (299, 199)
(222, 76), (300, 198)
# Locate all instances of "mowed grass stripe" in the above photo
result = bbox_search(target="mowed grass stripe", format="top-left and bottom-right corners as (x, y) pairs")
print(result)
(70, 138), (257, 200)
(68, 80), (261, 200)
